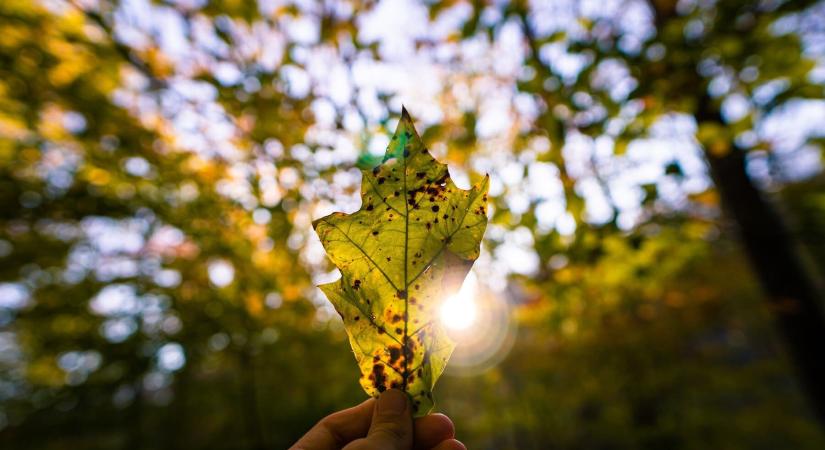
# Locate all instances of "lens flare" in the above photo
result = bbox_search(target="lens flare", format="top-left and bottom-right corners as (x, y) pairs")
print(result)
(440, 272), (478, 331)
(439, 270), (516, 376)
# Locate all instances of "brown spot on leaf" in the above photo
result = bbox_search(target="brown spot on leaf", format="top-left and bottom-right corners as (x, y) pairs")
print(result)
(370, 364), (387, 392)
(388, 346), (402, 364)
(405, 336), (417, 352)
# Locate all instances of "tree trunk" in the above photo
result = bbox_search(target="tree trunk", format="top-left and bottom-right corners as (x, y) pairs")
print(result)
(698, 96), (825, 425)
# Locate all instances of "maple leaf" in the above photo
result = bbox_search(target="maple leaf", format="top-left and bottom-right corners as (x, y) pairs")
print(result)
(313, 108), (489, 416)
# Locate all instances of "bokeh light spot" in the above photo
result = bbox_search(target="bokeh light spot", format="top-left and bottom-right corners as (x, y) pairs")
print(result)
(208, 260), (235, 287)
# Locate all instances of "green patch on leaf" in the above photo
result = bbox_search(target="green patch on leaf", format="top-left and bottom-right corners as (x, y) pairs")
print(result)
(313, 108), (489, 416)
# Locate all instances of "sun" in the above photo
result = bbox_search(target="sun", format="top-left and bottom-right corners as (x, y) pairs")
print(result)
(438, 270), (517, 375)
(439, 272), (478, 331)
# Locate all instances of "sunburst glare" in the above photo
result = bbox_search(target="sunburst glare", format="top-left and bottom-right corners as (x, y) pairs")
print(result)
(440, 272), (479, 331)
(439, 268), (516, 376)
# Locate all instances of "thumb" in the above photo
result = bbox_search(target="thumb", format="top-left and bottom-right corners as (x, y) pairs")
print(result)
(345, 389), (413, 450)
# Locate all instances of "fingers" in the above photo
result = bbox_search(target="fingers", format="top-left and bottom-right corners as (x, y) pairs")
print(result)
(344, 389), (413, 450)
(291, 398), (375, 450)
(413, 413), (455, 450)
(291, 393), (461, 450)
(431, 439), (467, 450)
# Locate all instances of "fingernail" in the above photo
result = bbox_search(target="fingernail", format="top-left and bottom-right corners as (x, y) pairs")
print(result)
(377, 389), (407, 416)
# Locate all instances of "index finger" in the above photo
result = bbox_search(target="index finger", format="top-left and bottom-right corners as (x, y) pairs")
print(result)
(414, 413), (455, 450)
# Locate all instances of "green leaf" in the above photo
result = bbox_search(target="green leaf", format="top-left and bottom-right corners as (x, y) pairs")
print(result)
(313, 108), (489, 416)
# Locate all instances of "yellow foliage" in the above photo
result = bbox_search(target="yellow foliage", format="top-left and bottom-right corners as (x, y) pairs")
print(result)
(27, 357), (64, 388)
(0, 112), (29, 140)
(47, 40), (92, 86)
(246, 292), (264, 317)
(697, 122), (732, 157)
(0, 23), (29, 48)
(87, 167), (112, 186)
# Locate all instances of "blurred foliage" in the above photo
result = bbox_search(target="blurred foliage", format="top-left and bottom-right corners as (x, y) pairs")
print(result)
(1, 0), (824, 449)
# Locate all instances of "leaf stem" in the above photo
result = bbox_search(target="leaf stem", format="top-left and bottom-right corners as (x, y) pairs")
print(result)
(401, 119), (411, 391)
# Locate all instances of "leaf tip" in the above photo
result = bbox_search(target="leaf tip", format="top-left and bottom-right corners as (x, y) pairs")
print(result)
(310, 216), (326, 231)
(477, 173), (491, 192)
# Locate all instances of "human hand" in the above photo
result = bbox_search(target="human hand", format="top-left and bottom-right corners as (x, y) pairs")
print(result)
(290, 389), (466, 450)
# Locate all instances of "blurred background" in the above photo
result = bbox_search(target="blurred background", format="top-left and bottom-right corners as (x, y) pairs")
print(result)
(2, 0), (825, 449)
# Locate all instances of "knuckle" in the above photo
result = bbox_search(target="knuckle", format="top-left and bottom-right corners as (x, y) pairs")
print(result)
(317, 414), (347, 445)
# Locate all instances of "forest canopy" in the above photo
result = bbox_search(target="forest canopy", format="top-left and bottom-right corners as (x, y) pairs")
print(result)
(1, 0), (825, 449)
